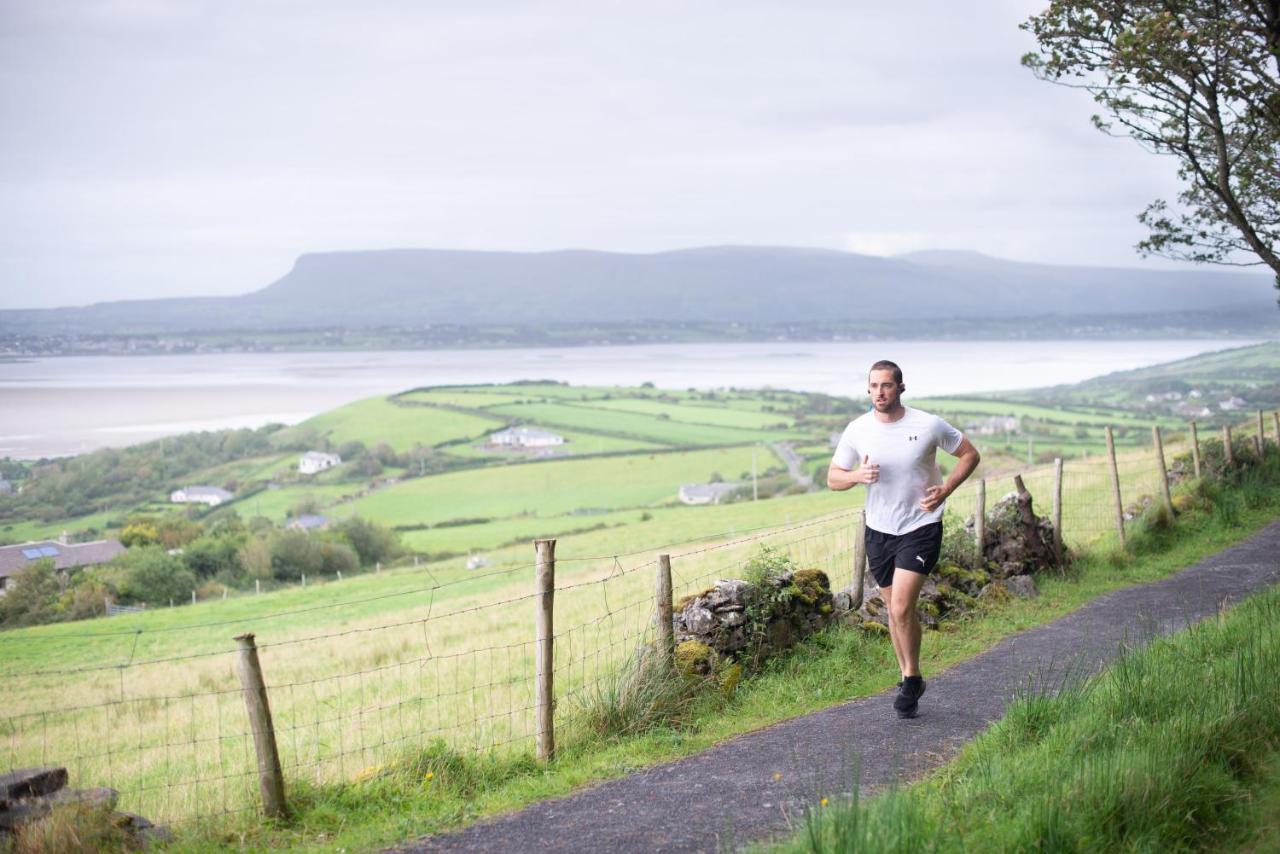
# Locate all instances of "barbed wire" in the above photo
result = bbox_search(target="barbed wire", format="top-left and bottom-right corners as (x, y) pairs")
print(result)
(2, 413), (1271, 827)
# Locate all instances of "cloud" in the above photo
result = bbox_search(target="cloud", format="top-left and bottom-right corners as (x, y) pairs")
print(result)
(0, 0), (1201, 308)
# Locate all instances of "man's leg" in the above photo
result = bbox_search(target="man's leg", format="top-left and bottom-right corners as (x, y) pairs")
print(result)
(879, 583), (908, 676)
(887, 567), (926, 677)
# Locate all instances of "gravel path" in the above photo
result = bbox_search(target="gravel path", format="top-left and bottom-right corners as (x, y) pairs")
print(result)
(393, 519), (1280, 853)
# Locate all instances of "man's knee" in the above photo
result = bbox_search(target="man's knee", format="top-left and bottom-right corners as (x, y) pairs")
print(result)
(888, 594), (917, 625)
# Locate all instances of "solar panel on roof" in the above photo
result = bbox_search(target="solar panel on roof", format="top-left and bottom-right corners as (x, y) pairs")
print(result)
(39, 546), (60, 557)
(21, 548), (44, 559)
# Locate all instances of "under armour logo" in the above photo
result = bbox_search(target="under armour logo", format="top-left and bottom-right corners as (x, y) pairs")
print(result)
(908, 435), (919, 442)
(915, 555), (926, 566)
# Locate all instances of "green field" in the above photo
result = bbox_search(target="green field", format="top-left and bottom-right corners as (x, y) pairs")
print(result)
(3, 345), (1278, 836)
(483, 401), (790, 445)
(277, 397), (505, 452)
(350, 445), (771, 527)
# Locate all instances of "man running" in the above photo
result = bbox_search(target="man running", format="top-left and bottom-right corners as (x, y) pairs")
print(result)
(828, 360), (980, 718)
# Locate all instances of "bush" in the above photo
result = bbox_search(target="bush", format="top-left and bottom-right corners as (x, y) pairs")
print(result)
(0, 559), (61, 627)
(269, 529), (324, 580)
(320, 540), (359, 575)
(183, 534), (245, 580)
(333, 516), (401, 566)
(116, 548), (197, 605)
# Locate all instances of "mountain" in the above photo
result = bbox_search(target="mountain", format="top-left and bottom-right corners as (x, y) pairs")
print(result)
(1, 246), (1274, 335)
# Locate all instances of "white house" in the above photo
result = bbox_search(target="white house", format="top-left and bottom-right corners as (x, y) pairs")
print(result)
(968, 416), (1020, 436)
(489, 427), (565, 448)
(678, 483), (739, 506)
(170, 486), (233, 506)
(1219, 396), (1248, 412)
(299, 451), (342, 475)
(287, 514), (329, 532)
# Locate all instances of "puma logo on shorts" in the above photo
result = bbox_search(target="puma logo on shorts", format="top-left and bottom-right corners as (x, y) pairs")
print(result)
(864, 521), (944, 588)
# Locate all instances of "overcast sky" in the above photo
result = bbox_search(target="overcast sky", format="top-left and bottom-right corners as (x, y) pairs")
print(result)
(1, 1), (1206, 309)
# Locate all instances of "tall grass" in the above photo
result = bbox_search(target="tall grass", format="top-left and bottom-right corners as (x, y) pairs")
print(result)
(781, 585), (1280, 853)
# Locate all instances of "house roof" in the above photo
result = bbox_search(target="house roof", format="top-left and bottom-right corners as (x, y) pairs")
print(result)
(0, 539), (126, 580)
(288, 514), (329, 530)
(491, 427), (563, 441)
(176, 486), (233, 499)
(679, 483), (739, 501)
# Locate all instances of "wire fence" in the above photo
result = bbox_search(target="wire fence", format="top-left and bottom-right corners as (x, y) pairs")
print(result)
(1, 413), (1275, 830)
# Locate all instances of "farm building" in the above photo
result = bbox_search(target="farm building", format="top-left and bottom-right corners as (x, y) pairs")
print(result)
(967, 416), (1020, 436)
(287, 514), (329, 532)
(488, 427), (565, 448)
(0, 537), (125, 597)
(170, 486), (233, 506)
(299, 451), (342, 475)
(678, 483), (739, 505)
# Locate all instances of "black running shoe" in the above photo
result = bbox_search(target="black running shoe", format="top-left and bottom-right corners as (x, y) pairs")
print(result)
(894, 676), (926, 719)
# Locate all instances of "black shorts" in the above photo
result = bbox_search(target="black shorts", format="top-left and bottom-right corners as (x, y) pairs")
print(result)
(866, 521), (943, 588)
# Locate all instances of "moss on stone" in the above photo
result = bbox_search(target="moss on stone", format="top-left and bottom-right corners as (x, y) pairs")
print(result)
(937, 563), (991, 591)
(979, 582), (1012, 605)
(790, 568), (830, 605)
(861, 620), (890, 636)
(674, 640), (715, 676)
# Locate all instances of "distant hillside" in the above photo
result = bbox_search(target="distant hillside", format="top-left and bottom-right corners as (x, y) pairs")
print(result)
(1, 246), (1275, 335)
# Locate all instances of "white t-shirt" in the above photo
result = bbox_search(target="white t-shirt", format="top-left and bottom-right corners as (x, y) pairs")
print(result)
(831, 406), (965, 536)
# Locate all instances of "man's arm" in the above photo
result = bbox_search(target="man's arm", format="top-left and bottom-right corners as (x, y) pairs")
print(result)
(919, 437), (980, 512)
(828, 454), (879, 491)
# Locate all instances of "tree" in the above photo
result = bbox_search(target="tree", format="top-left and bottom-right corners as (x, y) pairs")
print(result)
(117, 548), (197, 605)
(332, 516), (401, 566)
(1023, 1), (1280, 300)
(0, 559), (61, 626)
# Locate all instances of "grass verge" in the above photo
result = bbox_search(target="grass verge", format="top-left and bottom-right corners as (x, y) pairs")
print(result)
(771, 574), (1280, 852)
(172, 460), (1280, 852)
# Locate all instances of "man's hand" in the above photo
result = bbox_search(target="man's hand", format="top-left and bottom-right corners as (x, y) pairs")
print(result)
(827, 455), (878, 491)
(852, 454), (879, 485)
(918, 437), (981, 511)
(918, 485), (947, 512)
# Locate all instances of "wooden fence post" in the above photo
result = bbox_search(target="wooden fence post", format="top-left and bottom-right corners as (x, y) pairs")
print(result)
(1223, 425), (1235, 469)
(655, 554), (674, 669)
(1105, 425), (1126, 547)
(1153, 426), (1174, 517)
(1256, 411), (1266, 458)
(851, 510), (867, 609)
(1273, 412), (1280, 450)
(534, 539), (556, 762)
(1052, 458), (1064, 563)
(974, 479), (986, 566)
(1190, 421), (1202, 479)
(234, 633), (287, 819)
(255, 579), (261, 595)
(191, 590), (196, 605)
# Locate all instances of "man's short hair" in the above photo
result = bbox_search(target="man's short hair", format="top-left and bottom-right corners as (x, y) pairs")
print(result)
(869, 360), (903, 384)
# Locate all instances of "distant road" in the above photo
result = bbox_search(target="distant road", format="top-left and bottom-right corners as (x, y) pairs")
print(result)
(771, 441), (814, 488)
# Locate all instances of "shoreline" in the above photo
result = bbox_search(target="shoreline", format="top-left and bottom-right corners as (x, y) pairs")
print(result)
(0, 339), (1263, 460)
